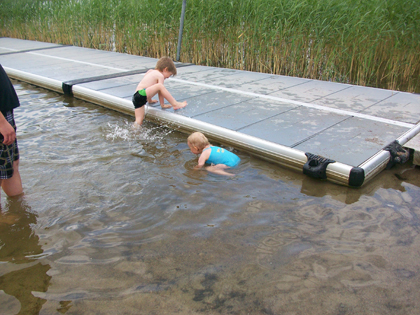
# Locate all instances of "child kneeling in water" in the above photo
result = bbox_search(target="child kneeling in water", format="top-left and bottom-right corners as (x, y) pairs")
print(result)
(187, 132), (240, 176)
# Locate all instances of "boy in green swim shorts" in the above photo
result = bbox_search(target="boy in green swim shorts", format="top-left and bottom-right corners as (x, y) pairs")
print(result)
(132, 57), (187, 126)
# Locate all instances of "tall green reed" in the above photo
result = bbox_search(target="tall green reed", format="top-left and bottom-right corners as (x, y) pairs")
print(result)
(1, 0), (419, 93)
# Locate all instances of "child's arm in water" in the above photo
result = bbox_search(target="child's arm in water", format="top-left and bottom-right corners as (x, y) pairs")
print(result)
(195, 149), (211, 170)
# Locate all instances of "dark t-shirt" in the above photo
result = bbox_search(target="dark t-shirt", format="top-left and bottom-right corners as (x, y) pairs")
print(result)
(0, 64), (20, 115)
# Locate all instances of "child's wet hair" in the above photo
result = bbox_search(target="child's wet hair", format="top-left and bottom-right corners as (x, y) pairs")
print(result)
(155, 57), (177, 76)
(188, 132), (210, 150)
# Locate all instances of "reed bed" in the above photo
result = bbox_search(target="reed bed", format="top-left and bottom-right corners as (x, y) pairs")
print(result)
(1, 0), (419, 93)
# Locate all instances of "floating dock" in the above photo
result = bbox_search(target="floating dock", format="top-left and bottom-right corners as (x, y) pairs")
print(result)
(1, 37), (419, 187)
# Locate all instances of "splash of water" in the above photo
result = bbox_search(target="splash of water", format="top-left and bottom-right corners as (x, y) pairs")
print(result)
(105, 121), (174, 143)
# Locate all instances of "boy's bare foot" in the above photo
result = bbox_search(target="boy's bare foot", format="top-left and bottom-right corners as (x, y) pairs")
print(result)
(173, 101), (187, 110)
(161, 104), (172, 109)
(132, 122), (142, 130)
(148, 99), (158, 104)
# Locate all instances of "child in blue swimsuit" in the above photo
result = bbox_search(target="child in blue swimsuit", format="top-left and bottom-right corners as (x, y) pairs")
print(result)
(187, 132), (240, 176)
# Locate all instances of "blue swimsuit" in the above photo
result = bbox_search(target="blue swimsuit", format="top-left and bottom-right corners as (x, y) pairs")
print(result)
(204, 146), (240, 167)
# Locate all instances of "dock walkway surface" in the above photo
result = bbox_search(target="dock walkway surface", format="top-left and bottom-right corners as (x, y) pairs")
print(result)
(1, 37), (419, 186)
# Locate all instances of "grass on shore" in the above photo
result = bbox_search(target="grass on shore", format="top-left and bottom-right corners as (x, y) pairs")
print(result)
(1, 0), (419, 93)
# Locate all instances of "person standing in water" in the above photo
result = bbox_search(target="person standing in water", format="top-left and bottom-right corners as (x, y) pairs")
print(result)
(132, 57), (187, 126)
(0, 64), (23, 201)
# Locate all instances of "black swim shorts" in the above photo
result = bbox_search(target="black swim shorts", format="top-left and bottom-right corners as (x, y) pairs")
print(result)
(0, 111), (19, 179)
(132, 89), (147, 109)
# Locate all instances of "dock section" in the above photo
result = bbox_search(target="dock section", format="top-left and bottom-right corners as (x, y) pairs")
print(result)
(1, 37), (419, 186)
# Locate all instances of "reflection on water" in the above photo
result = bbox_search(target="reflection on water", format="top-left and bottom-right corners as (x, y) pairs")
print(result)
(0, 81), (419, 314)
(0, 197), (51, 314)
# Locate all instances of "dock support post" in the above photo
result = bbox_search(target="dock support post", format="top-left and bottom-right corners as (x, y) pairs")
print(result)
(176, 0), (187, 61)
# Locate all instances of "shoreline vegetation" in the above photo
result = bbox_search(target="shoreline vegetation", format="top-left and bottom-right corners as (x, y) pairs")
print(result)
(1, 0), (419, 93)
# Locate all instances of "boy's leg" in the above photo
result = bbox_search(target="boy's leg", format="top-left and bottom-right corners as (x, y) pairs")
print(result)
(1, 160), (23, 197)
(146, 83), (177, 106)
(134, 106), (146, 125)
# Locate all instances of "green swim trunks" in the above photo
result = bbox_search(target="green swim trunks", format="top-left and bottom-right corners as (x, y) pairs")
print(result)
(132, 89), (147, 109)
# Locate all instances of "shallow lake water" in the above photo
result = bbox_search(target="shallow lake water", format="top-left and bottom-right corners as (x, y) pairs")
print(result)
(1, 81), (420, 315)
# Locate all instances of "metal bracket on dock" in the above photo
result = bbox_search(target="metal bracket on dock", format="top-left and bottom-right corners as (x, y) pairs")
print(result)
(62, 82), (73, 96)
(303, 153), (336, 180)
(348, 167), (365, 187)
(384, 140), (410, 169)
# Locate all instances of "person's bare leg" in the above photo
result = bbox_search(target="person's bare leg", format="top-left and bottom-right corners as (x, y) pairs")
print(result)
(1, 160), (23, 197)
(206, 165), (235, 177)
(146, 83), (187, 109)
(134, 106), (146, 126)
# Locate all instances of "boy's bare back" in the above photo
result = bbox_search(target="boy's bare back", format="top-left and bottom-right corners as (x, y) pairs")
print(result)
(136, 69), (164, 91)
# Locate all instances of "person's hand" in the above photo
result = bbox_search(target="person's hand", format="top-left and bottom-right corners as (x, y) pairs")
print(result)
(0, 120), (16, 145)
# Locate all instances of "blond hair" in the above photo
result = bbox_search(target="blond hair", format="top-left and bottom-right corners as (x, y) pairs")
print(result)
(187, 132), (210, 150)
(155, 57), (177, 76)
